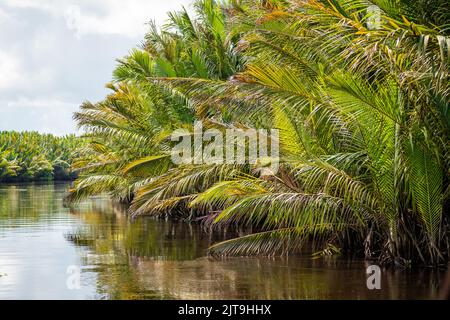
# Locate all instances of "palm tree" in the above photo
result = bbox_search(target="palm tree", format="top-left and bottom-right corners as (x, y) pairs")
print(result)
(0, 131), (81, 182)
(150, 0), (450, 264)
(0, 152), (20, 180)
(67, 0), (242, 204)
(68, 0), (449, 265)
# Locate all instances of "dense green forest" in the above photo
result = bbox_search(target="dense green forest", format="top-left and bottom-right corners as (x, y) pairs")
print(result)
(0, 131), (82, 182)
(66, 0), (449, 266)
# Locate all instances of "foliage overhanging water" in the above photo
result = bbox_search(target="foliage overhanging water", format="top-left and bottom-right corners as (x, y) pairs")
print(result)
(0, 183), (445, 299)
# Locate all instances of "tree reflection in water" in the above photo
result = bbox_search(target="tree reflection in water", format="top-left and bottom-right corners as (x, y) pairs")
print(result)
(66, 195), (444, 300)
(0, 183), (444, 300)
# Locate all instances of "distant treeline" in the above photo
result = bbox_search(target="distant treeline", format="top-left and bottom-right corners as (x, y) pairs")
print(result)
(0, 131), (83, 182)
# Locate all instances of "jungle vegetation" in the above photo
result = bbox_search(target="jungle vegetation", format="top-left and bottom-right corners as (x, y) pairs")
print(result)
(67, 0), (450, 266)
(0, 131), (82, 182)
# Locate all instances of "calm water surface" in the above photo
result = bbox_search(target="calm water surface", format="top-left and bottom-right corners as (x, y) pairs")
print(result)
(0, 183), (444, 299)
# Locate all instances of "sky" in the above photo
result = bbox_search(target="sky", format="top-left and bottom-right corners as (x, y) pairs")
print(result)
(0, 0), (191, 136)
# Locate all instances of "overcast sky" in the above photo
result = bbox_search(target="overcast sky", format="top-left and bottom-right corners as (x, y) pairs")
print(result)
(0, 0), (191, 136)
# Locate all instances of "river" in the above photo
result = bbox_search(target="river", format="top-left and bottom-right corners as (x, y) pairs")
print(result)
(0, 183), (444, 299)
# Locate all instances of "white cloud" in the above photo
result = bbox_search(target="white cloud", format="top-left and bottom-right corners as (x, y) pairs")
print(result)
(0, 50), (54, 93)
(0, 51), (22, 90)
(0, 0), (192, 135)
(0, 7), (12, 22)
(2, 97), (76, 109)
(0, 98), (79, 136)
(3, 0), (192, 38)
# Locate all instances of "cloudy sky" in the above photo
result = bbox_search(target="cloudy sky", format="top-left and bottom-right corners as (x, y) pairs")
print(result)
(0, 0), (191, 136)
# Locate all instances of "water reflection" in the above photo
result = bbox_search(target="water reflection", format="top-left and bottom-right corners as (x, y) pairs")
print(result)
(0, 183), (445, 299)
